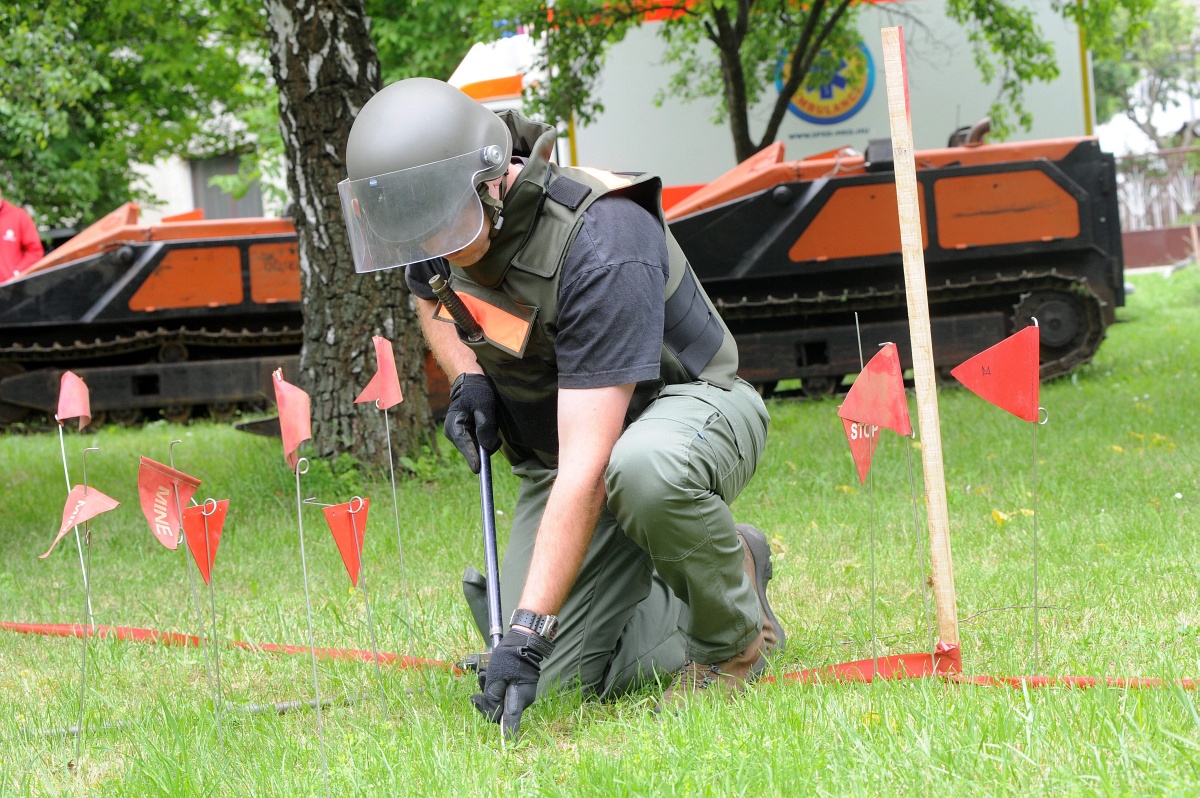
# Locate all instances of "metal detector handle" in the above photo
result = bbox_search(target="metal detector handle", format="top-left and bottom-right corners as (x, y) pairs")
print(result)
(429, 274), (484, 343)
(479, 445), (504, 650)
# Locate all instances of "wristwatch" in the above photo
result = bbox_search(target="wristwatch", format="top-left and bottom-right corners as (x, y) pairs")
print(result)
(510, 609), (559, 642)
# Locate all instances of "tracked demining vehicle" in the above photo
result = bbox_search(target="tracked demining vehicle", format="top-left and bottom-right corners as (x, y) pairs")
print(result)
(0, 132), (1123, 427)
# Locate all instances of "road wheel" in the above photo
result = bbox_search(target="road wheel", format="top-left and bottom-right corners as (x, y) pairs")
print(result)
(1012, 290), (1088, 363)
(110, 407), (142, 427)
(208, 402), (237, 422)
(801, 375), (840, 398)
(161, 405), (193, 424)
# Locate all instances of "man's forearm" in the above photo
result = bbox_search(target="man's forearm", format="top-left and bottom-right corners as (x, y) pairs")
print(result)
(515, 385), (634, 618)
(516, 468), (608, 617)
(414, 296), (482, 379)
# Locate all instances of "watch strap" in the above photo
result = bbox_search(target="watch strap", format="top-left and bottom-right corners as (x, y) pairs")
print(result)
(510, 608), (558, 642)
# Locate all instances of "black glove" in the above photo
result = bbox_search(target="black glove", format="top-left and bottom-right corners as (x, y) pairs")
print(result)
(443, 373), (500, 473)
(471, 629), (553, 741)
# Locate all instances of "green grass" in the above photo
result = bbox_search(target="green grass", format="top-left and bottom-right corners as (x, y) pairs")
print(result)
(1, 268), (1198, 796)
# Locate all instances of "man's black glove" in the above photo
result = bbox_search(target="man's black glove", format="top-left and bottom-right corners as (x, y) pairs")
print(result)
(470, 629), (553, 741)
(443, 373), (499, 473)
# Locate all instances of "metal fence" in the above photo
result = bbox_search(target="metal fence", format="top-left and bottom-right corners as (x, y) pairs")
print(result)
(1115, 147), (1200, 231)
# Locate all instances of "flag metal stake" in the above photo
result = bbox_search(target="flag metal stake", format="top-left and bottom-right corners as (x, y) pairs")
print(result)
(380, 402), (414, 654)
(303, 496), (386, 709)
(852, 317), (880, 677)
(1033, 405), (1048, 673)
(199, 499), (226, 719)
(72, 446), (99, 769)
(349, 497), (385, 708)
(294, 457), (330, 797)
(55, 416), (93, 624)
(169, 441), (223, 746)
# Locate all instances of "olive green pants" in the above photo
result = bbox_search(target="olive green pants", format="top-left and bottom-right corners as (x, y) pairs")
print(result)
(492, 377), (770, 697)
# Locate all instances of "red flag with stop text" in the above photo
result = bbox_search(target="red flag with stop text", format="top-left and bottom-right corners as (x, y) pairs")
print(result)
(40, 485), (120, 559)
(841, 418), (880, 484)
(838, 343), (912, 435)
(57, 371), (91, 431)
(354, 336), (403, 410)
(322, 499), (370, 587)
(273, 369), (311, 468)
(182, 500), (228, 585)
(137, 457), (201, 550)
(950, 326), (1040, 422)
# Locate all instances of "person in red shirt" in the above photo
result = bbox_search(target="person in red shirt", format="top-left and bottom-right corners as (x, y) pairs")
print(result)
(0, 188), (45, 283)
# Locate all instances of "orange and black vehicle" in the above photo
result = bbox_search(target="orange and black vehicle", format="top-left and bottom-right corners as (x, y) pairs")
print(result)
(0, 125), (1123, 426)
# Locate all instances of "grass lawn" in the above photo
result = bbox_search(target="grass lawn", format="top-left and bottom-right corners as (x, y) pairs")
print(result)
(1, 268), (1198, 796)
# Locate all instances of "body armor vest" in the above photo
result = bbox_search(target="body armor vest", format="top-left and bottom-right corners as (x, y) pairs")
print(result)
(442, 113), (738, 468)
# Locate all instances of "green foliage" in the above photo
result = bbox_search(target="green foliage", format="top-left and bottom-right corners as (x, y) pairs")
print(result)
(0, 0), (261, 229)
(368, 0), (481, 85)
(484, 0), (1151, 160)
(1091, 0), (1199, 147)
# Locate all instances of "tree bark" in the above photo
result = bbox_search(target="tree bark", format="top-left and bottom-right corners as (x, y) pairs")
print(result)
(264, 0), (432, 468)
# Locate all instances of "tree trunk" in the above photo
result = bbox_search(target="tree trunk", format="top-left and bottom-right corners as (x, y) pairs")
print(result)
(264, 0), (432, 468)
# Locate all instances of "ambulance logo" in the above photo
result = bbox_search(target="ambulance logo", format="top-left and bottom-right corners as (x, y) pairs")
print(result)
(778, 42), (875, 126)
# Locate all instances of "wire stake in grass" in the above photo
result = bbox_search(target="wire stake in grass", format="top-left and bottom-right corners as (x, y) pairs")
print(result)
(294, 457), (331, 798)
(169, 440), (223, 747)
(55, 415), (93, 625)
(307, 495), (387, 711)
(380, 402), (414, 655)
(73, 446), (100, 771)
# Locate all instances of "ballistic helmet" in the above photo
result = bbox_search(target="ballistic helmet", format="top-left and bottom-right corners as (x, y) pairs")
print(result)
(339, 78), (513, 272)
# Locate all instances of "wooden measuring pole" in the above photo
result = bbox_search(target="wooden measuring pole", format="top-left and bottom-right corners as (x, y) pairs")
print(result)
(880, 26), (960, 647)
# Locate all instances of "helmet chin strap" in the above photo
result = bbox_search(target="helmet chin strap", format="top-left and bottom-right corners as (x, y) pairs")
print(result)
(478, 172), (508, 237)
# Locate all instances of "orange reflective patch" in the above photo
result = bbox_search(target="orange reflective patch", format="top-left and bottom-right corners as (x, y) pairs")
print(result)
(435, 292), (533, 356)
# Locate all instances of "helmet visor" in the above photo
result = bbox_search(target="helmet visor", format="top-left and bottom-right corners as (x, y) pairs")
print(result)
(338, 148), (501, 273)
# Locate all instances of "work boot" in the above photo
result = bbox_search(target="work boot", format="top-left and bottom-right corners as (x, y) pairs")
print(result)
(656, 525), (785, 711)
(735, 522), (786, 673)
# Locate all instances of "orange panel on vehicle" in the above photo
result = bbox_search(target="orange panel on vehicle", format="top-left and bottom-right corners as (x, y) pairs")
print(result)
(128, 247), (243, 311)
(789, 184), (927, 262)
(935, 171), (1079, 249)
(249, 242), (301, 303)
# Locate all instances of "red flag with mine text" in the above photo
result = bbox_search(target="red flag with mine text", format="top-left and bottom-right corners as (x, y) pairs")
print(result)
(40, 485), (120, 559)
(57, 371), (91, 431)
(182, 500), (228, 585)
(273, 369), (311, 468)
(322, 499), (370, 587)
(837, 343), (912, 436)
(354, 336), (403, 410)
(137, 457), (201, 550)
(950, 326), (1040, 422)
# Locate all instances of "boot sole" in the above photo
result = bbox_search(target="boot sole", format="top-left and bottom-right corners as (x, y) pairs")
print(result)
(735, 523), (787, 660)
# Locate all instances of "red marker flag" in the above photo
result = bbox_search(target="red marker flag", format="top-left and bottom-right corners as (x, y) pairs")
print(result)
(137, 457), (201, 550)
(40, 485), (120, 559)
(354, 336), (403, 410)
(322, 499), (370, 587)
(273, 369), (311, 468)
(837, 343), (912, 436)
(841, 417), (880, 484)
(57, 371), (91, 431)
(182, 500), (228, 585)
(950, 326), (1040, 422)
